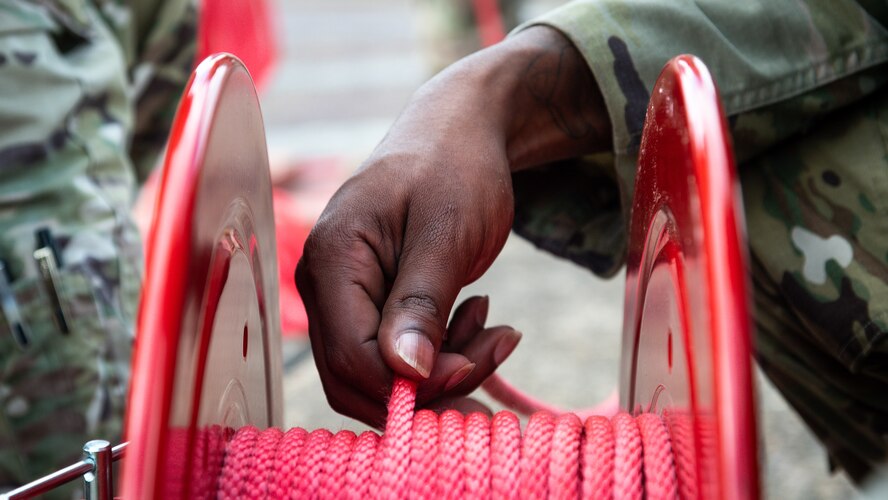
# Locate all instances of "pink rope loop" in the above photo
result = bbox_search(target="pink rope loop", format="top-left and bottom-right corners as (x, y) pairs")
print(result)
(252, 426), (283, 498)
(638, 413), (679, 499)
(665, 409), (698, 500)
(322, 430), (356, 498)
(490, 411), (520, 499)
(464, 412), (492, 498)
(206, 377), (688, 498)
(520, 412), (555, 498)
(549, 413), (583, 499)
(302, 429), (333, 497)
(612, 413), (643, 500)
(346, 431), (379, 499)
(219, 425), (257, 499)
(271, 427), (307, 497)
(408, 410), (439, 498)
(438, 410), (467, 499)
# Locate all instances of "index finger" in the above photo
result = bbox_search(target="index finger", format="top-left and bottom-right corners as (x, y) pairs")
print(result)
(297, 229), (394, 403)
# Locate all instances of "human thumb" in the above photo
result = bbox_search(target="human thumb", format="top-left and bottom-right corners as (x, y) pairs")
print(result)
(376, 247), (463, 380)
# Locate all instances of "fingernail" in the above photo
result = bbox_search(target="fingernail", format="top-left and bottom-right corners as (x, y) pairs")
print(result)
(493, 330), (522, 365)
(395, 331), (434, 378)
(475, 296), (490, 329)
(445, 362), (476, 391)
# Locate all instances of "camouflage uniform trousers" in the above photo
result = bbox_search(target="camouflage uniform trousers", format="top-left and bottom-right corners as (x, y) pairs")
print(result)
(742, 88), (888, 482)
(0, 0), (195, 494)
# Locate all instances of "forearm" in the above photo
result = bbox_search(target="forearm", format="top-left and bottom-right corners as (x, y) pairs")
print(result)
(402, 25), (612, 172)
(500, 26), (612, 170)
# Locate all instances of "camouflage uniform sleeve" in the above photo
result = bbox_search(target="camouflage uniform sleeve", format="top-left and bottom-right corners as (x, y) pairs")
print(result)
(514, 0), (888, 481)
(125, 0), (198, 182)
(526, 0), (888, 180)
(0, 0), (194, 491)
(94, 0), (198, 182)
(511, 0), (888, 278)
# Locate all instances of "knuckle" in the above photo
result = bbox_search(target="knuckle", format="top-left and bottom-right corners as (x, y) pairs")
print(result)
(301, 214), (385, 278)
(390, 292), (441, 319)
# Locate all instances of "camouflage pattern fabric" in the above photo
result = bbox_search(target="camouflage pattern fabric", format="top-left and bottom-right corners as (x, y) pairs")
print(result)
(743, 92), (888, 481)
(515, 0), (888, 482)
(0, 0), (195, 493)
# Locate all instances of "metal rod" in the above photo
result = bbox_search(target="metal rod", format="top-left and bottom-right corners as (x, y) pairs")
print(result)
(0, 441), (127, 500)
(1, 460), (93, 499)
(82, 440), (112, 500)
(111, 441), (128, 461)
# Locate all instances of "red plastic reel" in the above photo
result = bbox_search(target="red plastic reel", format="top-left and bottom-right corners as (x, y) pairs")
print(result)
(121, 54), (283, 499)
(120, 51), (758, 498)
(622, 56), (759, 499)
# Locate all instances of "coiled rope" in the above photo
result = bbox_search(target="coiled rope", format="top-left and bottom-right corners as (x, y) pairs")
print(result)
(205, 378), (694, 499)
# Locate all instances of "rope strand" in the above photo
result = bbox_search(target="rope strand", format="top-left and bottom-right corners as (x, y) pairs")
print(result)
(209, 378), (689, 498)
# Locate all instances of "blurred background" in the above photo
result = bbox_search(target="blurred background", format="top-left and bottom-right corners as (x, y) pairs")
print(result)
(245, 0), (857, 497)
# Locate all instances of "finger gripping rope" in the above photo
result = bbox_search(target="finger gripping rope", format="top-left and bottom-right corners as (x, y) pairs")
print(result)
(213, 378), (690, 499)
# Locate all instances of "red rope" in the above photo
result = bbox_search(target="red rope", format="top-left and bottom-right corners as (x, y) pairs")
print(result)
(209, 378), (687, 498)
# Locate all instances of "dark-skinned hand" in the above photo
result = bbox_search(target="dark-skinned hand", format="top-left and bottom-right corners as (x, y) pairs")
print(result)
(295, 26), (611, 428)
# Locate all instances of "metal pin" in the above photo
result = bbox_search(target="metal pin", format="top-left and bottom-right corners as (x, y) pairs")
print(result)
(0, 260), (30, 348)
(33, 247), (70, 334)
(82, 440), (112, 500)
